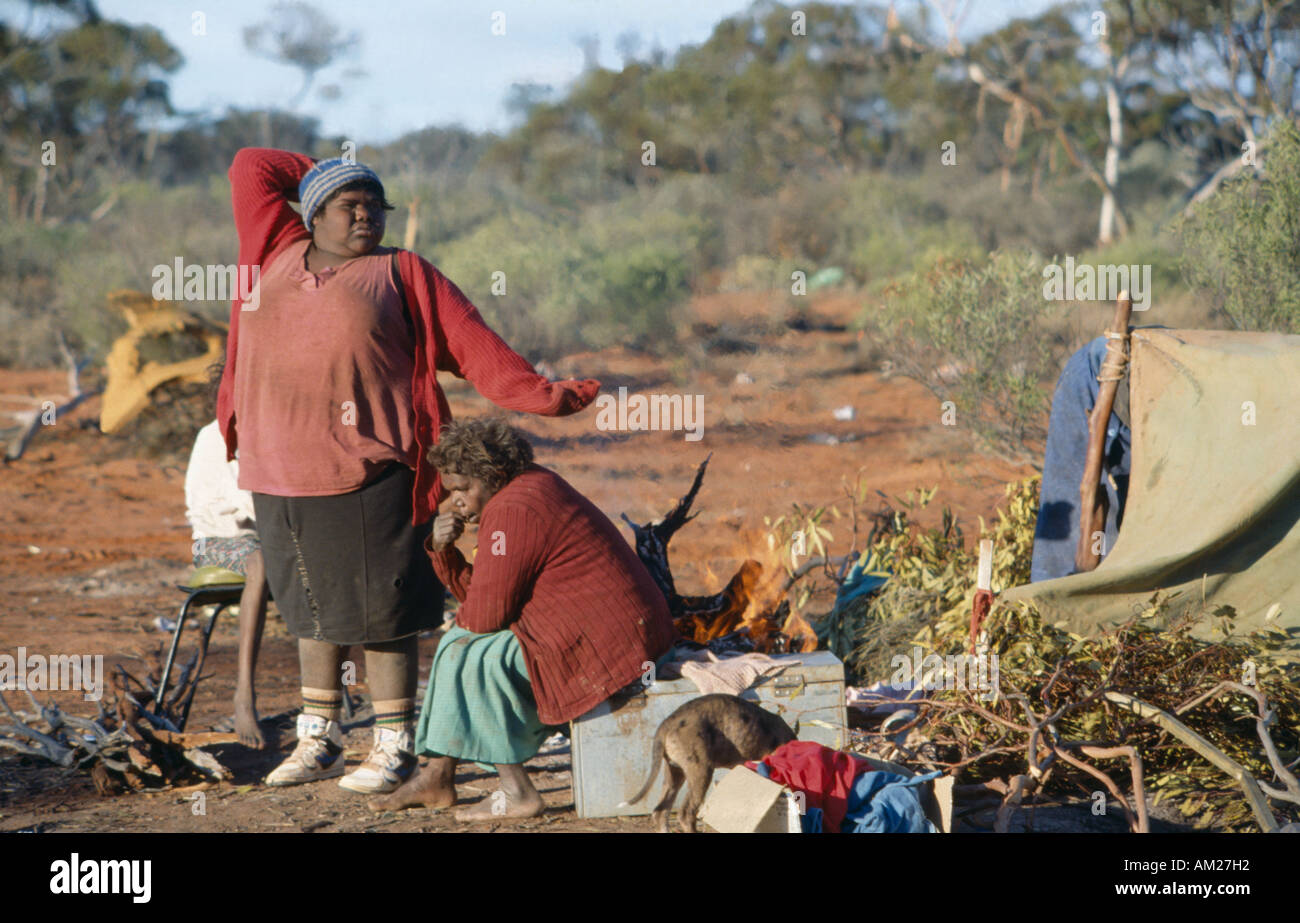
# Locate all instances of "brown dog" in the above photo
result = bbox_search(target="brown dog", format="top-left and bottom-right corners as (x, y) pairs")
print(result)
(624, 694), (797, 833)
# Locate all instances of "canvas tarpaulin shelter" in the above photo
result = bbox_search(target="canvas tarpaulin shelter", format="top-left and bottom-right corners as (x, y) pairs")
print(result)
(1003, 328), (1300, 644)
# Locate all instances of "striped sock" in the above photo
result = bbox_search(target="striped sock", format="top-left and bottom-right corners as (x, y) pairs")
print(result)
(373, 698), (414, 736)
(302, 686), (342, 722)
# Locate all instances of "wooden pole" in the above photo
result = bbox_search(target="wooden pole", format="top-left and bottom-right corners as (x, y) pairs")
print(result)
(970, 539), (994, 652)
(1074, 292), (1133, 572)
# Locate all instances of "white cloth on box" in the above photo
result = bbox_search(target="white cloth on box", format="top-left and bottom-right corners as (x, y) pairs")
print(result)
(660, 649), (797, 696)
(184, 420), (256, 540)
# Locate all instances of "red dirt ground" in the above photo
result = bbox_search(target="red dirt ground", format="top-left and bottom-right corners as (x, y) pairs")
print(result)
(0, 289), (1032, 832)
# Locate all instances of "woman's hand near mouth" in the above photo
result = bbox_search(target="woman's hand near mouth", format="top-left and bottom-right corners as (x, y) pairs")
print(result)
(430, 512), (465, 552)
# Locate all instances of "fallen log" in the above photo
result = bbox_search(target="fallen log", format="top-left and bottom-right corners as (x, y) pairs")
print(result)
(3, 332), (100, 462)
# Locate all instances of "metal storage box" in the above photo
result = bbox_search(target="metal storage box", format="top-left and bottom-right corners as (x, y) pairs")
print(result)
(569, 649), (848, 819)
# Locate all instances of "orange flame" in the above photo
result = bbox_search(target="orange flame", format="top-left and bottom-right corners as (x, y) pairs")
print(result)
(673, 538), (820, 654)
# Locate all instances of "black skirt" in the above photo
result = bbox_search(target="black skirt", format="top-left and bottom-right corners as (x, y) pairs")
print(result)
(252, 464), (443, 644)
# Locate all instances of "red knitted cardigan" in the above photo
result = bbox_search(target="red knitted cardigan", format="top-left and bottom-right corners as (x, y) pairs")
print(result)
(428, 465), (678, 725)
(214, 148), (600, 524)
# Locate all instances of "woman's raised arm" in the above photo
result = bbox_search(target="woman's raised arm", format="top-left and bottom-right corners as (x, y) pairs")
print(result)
(228, 148), (315, 269)
(218, 148), (315, 460)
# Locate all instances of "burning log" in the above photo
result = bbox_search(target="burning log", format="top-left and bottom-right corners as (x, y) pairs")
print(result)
(623, 455), (819, 654)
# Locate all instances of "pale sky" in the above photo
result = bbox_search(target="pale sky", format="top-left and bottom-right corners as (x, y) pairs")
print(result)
(87, 0), (1061, 144)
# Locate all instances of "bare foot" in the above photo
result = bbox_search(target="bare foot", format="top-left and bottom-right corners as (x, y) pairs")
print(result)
(234, 691), (265, 749)
(368, 762), (456, 812)
(454, 788), (544, 822)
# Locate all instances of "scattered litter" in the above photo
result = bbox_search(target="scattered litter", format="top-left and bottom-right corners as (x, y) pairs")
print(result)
(539, 732), (569, 754)
(880, 709), (918, 734)
(832, 405), (855, 421)
(807, 267), (845, 291)
(734, 372), (755, 385)
(846, 681), (921, 716)
(26, 545), (40, 554)
(153, 616), (177, 633)
(808, 431), (864, 447)
(834, 557), (889, 610)
(698, 765), (801, 833)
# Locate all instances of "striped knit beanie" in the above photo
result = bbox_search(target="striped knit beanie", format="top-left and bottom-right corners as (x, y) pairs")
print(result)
(298, 158), (385, 230)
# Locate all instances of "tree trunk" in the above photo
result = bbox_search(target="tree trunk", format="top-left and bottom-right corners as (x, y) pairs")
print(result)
(32, 165), (48, 224)
(403, 197), (420, 252)
(144, 122), (159, 164)
(1098, 47), (1127, 244)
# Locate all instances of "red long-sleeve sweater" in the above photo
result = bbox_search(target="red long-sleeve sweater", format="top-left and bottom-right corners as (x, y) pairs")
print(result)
(428, 465), (678, 725)
(215, 148), (600, 524)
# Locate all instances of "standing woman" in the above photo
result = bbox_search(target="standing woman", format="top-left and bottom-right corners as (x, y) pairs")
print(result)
(216, 148), (599, 793)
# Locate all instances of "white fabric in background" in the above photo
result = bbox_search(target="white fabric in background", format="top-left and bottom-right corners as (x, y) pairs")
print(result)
(184, 420), (257, 540)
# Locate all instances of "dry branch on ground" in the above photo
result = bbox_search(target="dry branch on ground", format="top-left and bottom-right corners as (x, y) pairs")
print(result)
(0, 646), (231, 794)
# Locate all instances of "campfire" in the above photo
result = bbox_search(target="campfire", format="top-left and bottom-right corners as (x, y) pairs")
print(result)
(623, 456), (820, 654)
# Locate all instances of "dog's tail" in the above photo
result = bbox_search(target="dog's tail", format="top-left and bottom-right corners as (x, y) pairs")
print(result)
(619, 727), (666, 807)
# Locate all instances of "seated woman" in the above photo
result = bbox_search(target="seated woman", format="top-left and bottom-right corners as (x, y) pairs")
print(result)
(371, 417), (677, 820)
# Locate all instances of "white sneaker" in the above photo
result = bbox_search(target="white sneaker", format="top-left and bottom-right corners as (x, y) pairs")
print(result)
(264, 714), (345, 786)
(337, 726), (417, 794)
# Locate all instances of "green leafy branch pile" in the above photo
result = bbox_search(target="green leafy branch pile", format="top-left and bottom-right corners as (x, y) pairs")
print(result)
(784, 475), (1300, 831)
(916, 598), (1300, 830)
(769, 480), (1300, 837)
(807, 476), (1038, 680)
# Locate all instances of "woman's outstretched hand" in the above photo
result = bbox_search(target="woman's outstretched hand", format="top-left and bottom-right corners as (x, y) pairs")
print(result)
(430, 512), (465, 552)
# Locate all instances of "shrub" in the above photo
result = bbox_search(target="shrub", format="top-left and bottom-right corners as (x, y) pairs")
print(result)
(432, 209), (581, 356)
(1176, 119), (1300, 334)
(568, 239), (694, 349)
(433, 202), (702, 356)
(868, 249), (1059, 465)
(834, 173), (984, 286)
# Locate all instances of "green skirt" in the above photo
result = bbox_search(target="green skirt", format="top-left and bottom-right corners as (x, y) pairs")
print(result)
(414, 625), (550, 766)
